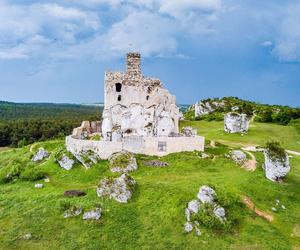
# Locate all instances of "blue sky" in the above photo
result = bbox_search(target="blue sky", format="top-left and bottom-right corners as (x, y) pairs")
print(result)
(0, 0), (299, 106)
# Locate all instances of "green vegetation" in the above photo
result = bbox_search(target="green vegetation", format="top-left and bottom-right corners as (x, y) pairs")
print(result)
(265, 141), (287, 161)
(188, 97), (300, 126)
(0, 101), (102, 147)
(0, 121), (299, 249)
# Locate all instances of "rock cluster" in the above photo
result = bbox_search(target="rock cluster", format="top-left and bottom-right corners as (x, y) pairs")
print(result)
(71, 150), (99, 169)
(58, 154), (75, 170)
(109, 151), (138, 173)
(184, 185), (226, 235)
(72, 121), (102, 139)
(64, 206), (83, 218)
(32, 148), (49, 162)
(97, 174), (136, 203)
(182, 127), (197, 137)
(264, 151), (290, 182)
(224, 113), (249, 133)
(231, 150), (247, 164)
(143, 160), (169, 167)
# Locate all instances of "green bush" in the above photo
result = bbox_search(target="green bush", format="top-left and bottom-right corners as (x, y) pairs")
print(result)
(265, 141), (286, 161)
(20, 165), (47, 181)
(0, 163), (23, 184)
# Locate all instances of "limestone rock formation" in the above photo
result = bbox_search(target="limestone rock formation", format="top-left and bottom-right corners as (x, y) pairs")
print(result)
(197, 185), (216, 203)
(184, 185), (227, 235)
(32, 148), (49, 162)
(96, 174), (136, 203)
(83, 208), (101, 220)
(58, 154), (74, 170)
(264, 151), (290, 182)
(109, 151), (137, 173)
(71, 150), (99, 169)
(64, 206), (83, 218)
(224, 112), (249, 133)
(195, 100), (225, 117)
(231, 150), (247, 164)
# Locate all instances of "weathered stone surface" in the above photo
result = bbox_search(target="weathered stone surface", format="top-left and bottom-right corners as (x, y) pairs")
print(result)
(32, 148), (49, 162)
(264, 151), (290, 182)
(213, 206), (226, 221)
(64, 190), (86, 197)
(143, 160), (169, 167)
(184, 222), (193, 233)
(197, 185), (216, 203)
(22, 233), (32, 240)
(109, 151), (137, 173)
(195, 100), (225, 117)
(64, 207), (82, 218)
(72, 121), (102, 139)
(71, 150), (99, 169)
(231, 150), (247, 164)
(182, 127), (197, 137)
(34, 183), (43, 188)
(83, 208), (101, 220)
(96, 174), (136, 203)
(58, 154), (74, 170)
(187, 200), (201, 214)
(224, 113), (249, 133)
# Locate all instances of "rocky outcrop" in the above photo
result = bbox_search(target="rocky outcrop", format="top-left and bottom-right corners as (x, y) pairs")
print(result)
(71, 150), (99, 169)
(32, 148), (49, 162)
(195, 100), (225, 117)
(58, 154), (74, 170)
(184, 185), (226, 235)
(144, 160), (169, 167)
(231, 150), (247, 164)
(96, 174), (136, 203)
(264, 151), (290, 182)
(224, 113), (249, 133)
(109, 151), (137, 173)
(83, 208), (101, 220)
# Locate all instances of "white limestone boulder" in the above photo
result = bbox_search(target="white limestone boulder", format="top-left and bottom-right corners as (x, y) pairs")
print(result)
(58, 154), (74, 170)
(32, 148), (49, 162)
(96, 174), (136, 203)
(184, 222), (193, 233)
(231, 150), (247, 164)
(213, 206), (226, 221)
(83, 208), (101, 220)
(224, 113), (249, 133)
(264, 151), (290, 182)
(64, 207), (83, 218)
(197, 185), (216, 203)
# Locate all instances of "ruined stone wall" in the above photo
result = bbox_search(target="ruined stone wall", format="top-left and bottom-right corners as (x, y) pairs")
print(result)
(66, 135), (205, 159)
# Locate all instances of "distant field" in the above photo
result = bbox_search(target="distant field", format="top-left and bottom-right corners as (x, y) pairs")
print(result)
(181, 120), (300, 152)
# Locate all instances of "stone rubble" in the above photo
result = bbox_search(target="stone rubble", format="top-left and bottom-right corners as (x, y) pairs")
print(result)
(64, 207), (83, 218)
(224, 113), (250, 133)
(143, 160), (169, 167)
(32, 147), (49, 162)
(182, 127), (197, 137)
(184, 185), (227, 235)
(34, 183), (43, 188)
(96, 174), (136, 203)
(231, 150), (247, 164)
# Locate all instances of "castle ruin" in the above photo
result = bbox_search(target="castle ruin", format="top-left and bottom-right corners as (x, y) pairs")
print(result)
(66, 53), (204, 158)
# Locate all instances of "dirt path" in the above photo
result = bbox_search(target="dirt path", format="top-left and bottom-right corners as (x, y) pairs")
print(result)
(286, 150), (300, 156)
(242, 196), (273, 222)
(243, 151), (257, 171)
(210, 140), (216, 148)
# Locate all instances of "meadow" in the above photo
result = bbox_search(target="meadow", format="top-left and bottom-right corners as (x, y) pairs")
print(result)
(0, 121), (299, 249)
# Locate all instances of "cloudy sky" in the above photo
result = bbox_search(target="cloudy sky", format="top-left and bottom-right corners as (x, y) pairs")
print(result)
(0, 0), (299, 106)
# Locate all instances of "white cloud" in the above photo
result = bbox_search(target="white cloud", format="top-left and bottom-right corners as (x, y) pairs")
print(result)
(270, 3), (300, 62)
(262, 41), (273, 47)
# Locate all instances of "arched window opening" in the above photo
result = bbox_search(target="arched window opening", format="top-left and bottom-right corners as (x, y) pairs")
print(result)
(115, 83), (122, 92)
(118, 95), (122, 101)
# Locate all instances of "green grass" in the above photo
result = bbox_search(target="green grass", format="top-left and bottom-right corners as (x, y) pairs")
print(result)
(181, 120), (300, 152)
(0, 122), (300, 249)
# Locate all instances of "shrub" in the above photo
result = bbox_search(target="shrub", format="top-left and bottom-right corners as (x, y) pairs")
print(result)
(20, 165), (47, 181)
(0, 163), (23, 184)
(57, 199), (72, 211)
(265, 141), (286, 161)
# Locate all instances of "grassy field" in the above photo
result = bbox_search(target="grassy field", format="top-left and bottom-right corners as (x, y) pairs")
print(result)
(0, 122), (299, 249)
(181, 120), (300, 152)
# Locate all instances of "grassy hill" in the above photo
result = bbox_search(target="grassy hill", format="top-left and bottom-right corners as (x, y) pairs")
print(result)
(0, 121), (299, 249)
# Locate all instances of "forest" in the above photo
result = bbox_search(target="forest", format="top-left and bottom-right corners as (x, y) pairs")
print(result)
(0, 101), (102, 147)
